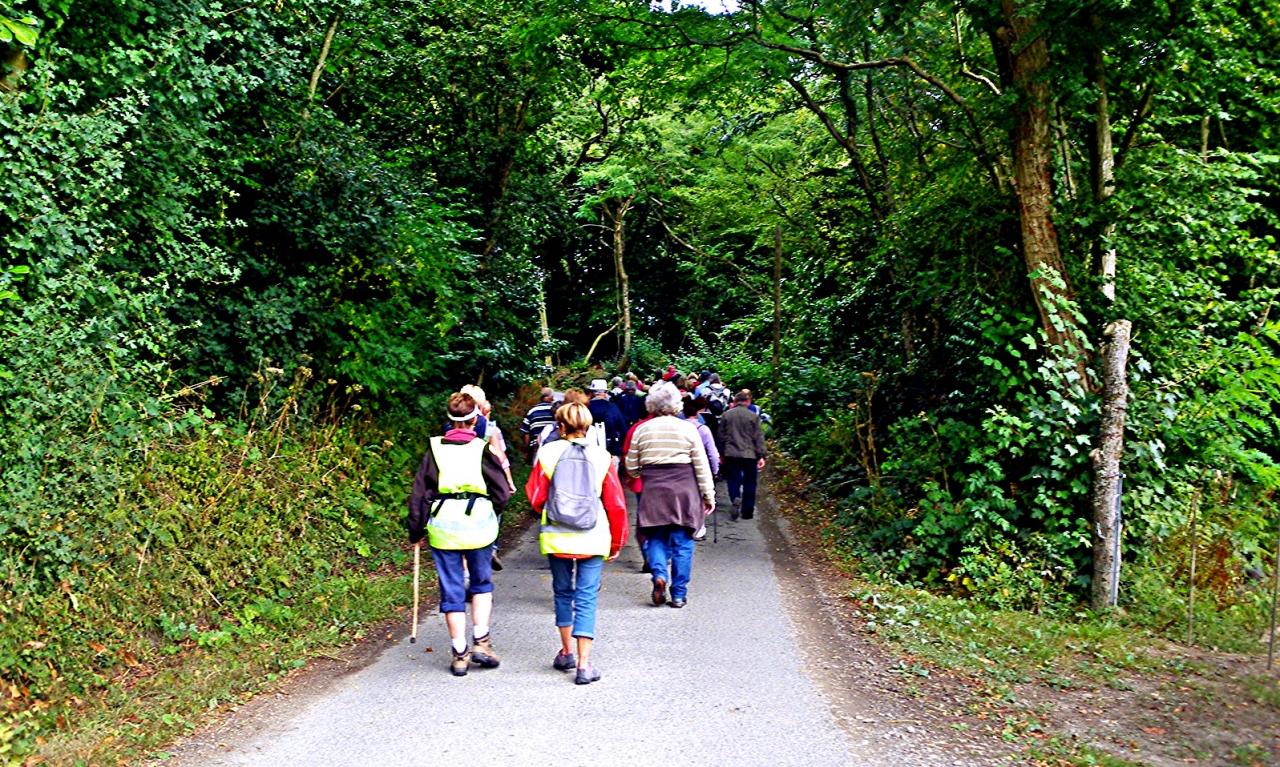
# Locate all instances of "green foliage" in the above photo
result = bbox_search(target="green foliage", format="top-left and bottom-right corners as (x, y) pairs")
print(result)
(0, 373), (421, 760)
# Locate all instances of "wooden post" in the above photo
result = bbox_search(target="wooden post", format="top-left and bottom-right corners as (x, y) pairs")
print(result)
(772, 224), (782, 400)
(1090, 319), (1132, 609)
(1187, 486), (1201, 645)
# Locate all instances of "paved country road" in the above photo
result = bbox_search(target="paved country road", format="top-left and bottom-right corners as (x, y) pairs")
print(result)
(164, 478), (996, 767)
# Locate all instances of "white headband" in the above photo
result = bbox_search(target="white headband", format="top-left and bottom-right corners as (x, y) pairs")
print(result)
(447, 407), (479, 422)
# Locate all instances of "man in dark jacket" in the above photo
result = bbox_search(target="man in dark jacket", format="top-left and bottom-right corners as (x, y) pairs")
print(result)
(587, 378), (628, 462)
(719, 390), (767, 520)
(613, 380), (646, 427)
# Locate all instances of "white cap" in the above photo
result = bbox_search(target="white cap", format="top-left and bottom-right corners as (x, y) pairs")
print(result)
(588, 378), (608, 393)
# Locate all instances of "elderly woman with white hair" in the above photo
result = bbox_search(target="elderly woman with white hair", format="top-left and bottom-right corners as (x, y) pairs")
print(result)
(623, 381), (715, 608)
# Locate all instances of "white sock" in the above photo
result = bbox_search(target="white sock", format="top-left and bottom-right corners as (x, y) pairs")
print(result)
(451, 637), (467, 654)
(473, 625), (489, 641)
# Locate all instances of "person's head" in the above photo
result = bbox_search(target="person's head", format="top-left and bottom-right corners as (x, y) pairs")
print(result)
(562, 388), (588, 407)
(709, 373), (721, 385)
(554, 402), (593, 440)
(662, 364), (679, 381)
(734, 389), (752, 405)
(626, 371), (639, 381)
(610, 376), (623, 389)
(684, 397), (708, 419)
(699, 370), (711, 383)
(588, 378), (609, 398)
(459, 384), (488, 413)
(623, 380), (637, 394)
(684, 375), (699, 391)
(447, 392), (480, 428)
(539, 386), (554, 402)
(645, 381), (682, 416)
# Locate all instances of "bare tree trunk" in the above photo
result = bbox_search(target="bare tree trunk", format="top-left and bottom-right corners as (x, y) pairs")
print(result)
(605, 196), (635, 368)
(772, 225), (783, 398)
(537, 280), (552, 368)
(1090, 319), (1131, 609)
(1087, 35), (1116, 300)
(294, 12), (341, 143)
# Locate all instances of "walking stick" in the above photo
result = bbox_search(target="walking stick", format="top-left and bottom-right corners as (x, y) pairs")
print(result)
(712, 502), (718, 543)
(410, 543), (420, 644)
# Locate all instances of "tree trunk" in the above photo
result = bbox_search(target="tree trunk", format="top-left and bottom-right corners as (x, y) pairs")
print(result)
(772, 224), (783, 398)
(537, 280), (552, 368)
(1087, 34), (1117, 301)
(1090, 319), (1132, 609)
(992, 3), (1087, 365)
(606, 196), (635, 368)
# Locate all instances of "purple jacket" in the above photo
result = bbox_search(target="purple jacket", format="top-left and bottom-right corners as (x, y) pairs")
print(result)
(687, 417), (720, 475)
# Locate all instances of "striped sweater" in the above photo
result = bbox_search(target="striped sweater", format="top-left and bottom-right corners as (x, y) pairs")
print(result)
(624, 415), (715, 504)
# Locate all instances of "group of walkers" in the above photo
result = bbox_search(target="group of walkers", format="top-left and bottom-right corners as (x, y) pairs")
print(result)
(406, 368), (768, 685)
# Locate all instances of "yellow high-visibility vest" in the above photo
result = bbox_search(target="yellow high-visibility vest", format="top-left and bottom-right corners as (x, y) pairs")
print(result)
(536, 439), (612, 557)
(426, 437), (498, 550)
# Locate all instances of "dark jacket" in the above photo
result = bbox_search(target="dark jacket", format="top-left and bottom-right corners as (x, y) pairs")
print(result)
(587, 397), (628, 457)
(407, 430), (513, 544)
(613, 391), (647, 427)
(720, 405), (767, 461)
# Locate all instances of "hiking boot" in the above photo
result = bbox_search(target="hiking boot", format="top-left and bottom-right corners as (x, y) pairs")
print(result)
(552, 650), (576, 671)
(651, 577), (667, 606)
(669, 598), (687, 609)
(450, 647), (471, 677)
(471, 635), (501, 668)
(574, 665), (602, 685)
(640, 560), (652, 574)
(729, 498), (741, 521)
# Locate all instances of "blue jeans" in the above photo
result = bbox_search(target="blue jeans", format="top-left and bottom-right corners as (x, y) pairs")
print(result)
(548, 555), (605, 639)
(644, 525), (695, 600)
(431, 546), (494, 613)
(724, 456), (759, 518)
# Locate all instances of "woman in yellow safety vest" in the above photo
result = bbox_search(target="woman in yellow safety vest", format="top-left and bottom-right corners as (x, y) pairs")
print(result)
(408, 392), (513, 677)
(525, 402), (628, 685)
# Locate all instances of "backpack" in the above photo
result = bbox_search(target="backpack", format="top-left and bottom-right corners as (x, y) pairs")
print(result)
(706, 384), (730, 415)
(545, 443), (603, 530)
(587, 421), (607, 450)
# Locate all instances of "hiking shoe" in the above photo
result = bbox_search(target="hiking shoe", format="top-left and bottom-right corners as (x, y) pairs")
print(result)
(729, 498), (741, 521)
(471, 635), (501, 668)
(491, 552), (504, 572)
(552, 650), (576, 671)
(640, 560), (652, 574)
(651, 577), (667, 606)
(574, 665), (602, 685)
(669, 598), (687, 609)
(450, 648), (471, 677)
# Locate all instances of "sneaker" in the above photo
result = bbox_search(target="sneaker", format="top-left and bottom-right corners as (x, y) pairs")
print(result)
(693, 525), (707, 541)
(651, 577), (667, 606)
(450, 647), (471, 677)
(574, 665), (602, 685)
(552, 650), (576, 671)
(491, 552), (504, 572)
(669, 598), (687, 609)
(471, 635), (501, 668)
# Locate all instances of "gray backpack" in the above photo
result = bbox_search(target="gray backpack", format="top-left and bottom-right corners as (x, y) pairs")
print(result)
(546, 443), (604, 530)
